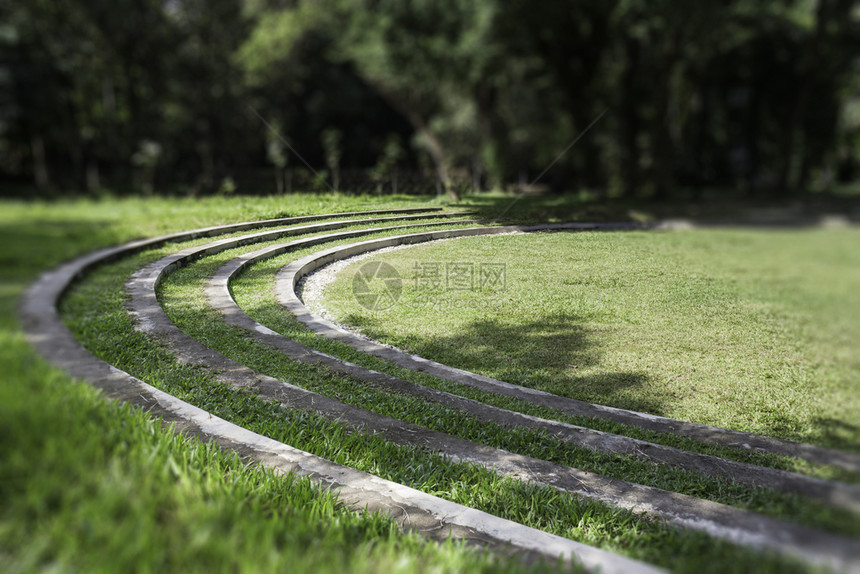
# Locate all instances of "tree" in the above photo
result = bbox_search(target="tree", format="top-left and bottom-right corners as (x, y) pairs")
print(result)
(239, 0), (503, 200)
(3, 0), (858, 197)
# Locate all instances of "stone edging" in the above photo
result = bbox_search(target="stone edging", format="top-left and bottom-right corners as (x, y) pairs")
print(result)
(275, 226), (860, 473)
(124, 221), (859, 571)
(204, 233), (860, 512)
(18, 209), (660, 574)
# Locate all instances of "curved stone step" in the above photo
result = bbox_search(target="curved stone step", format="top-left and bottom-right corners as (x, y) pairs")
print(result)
(22, 207), (457, 308)
(199, 234), (860, 512)
(125, 232), (860, 573)
(275, 227), (860, 473)
(19, 250), (660, 574)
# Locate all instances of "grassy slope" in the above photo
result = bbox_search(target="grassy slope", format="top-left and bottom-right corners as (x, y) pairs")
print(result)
(152, 234), (857, 536)
(1, 195), (544, 573)
(55, 218), (819, 572)
(5, 193), (855, 573)
(320, 229), (860, 450)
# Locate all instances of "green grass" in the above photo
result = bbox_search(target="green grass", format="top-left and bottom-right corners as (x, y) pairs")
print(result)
(57, 241), (809, 573)
(150, 226), (860, 538)
(0, 358), (510, 573)
(2, 194), (562, 573)
(4, 193), (854, 573)
(231, 236), (857, 484)
(320, 230), (860, 451)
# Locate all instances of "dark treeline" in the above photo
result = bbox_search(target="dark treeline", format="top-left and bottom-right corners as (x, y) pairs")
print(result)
(1, 0), (859, 199)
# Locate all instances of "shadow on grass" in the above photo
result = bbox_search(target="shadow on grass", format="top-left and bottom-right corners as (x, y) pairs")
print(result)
(338, 309), (860, 450)
(453, 190), (860, 226)
(454, 193), (631, 224)
(343, 311), (664, 416)
(811, 417), (860, 452)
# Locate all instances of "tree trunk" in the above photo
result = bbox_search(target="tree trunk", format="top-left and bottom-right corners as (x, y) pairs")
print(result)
(651, 59), (679, 199)
(474, 84), (508, 189)
(197, 131), (215, 192)
(744, 82), (761, 195)
(275, 167), (284, 194)
(86, 159), (100, 193)
(776, 94), (804, 194)
(31, 134), (49, 190)
(419, 126), (455, 200)
(332, 165), (340, 191)
(651, 100), (675, 198)
(365, 79), (457, 200)
(472, 155), (483, 192)
(777, 0), (826, 194)
(620, 38), (641, 197)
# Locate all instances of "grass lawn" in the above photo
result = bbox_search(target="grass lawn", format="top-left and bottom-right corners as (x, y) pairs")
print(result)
(319, 228), (860, 450)
(2, 194), (541, 573)
(3, 192), (856, 573)
(147, 228), (858, 535)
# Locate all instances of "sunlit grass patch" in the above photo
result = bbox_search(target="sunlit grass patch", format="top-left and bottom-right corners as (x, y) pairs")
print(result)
(319, 229), (860, 450)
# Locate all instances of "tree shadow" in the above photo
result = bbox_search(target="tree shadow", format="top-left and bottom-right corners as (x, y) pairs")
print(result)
(453, 191), (860, 226)
(454, 193), (625, 224)
(343, 311), (665, 415)
(340, 309), (860, 449)
(809, 417), (860, 452)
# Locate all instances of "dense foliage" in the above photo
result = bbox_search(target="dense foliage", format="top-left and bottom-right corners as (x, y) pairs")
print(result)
(1, 0), (858, 198)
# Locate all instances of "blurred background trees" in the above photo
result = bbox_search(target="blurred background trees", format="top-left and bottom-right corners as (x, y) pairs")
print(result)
(1, 0), (858, 198)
